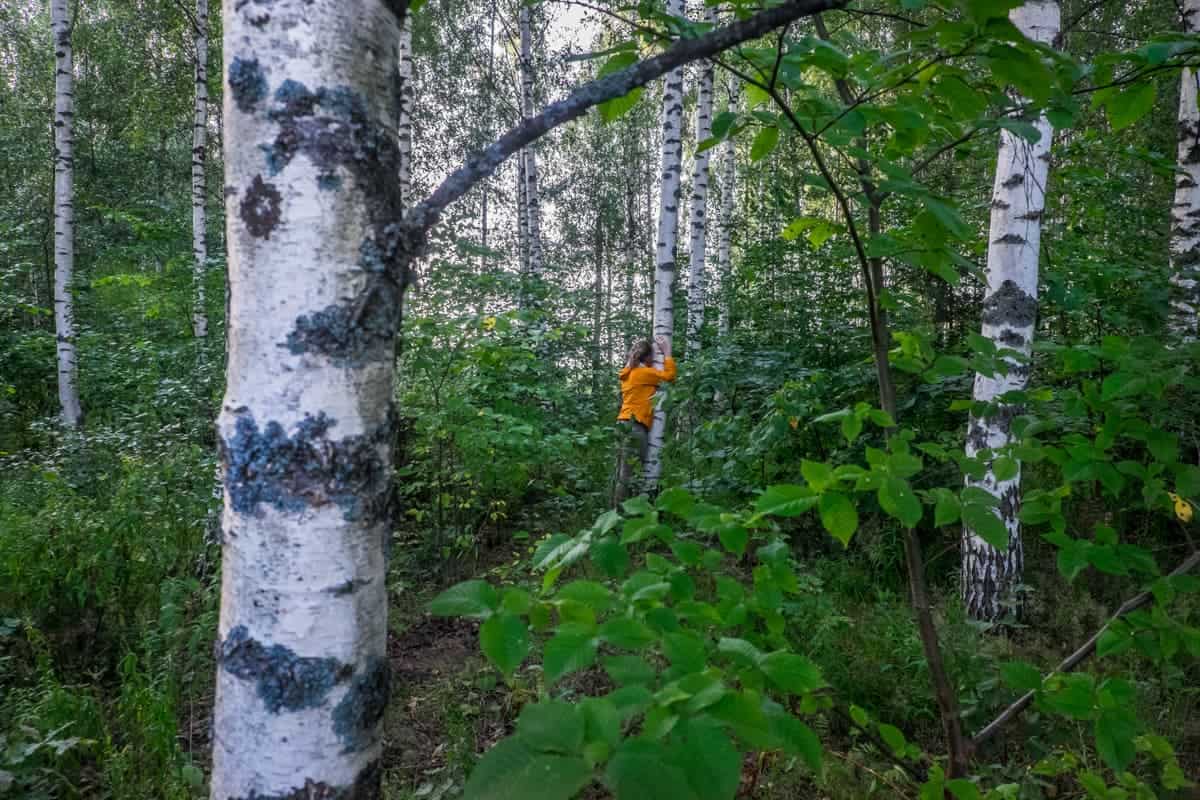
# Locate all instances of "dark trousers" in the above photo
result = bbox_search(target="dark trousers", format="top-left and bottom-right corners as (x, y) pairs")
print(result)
(613, 419), (649, 507)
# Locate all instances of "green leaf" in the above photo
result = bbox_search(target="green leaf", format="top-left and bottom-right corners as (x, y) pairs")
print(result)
(462, 737), (592, 800)
(744, 83), (771, 109)
(759, 651), (824, 694)
(878, 476), (922, 528)
(429, 580), (498, 619)
(718, 637), (765, 667)
(557, 581), (614, 611)
(517, 700), (585, 754)
(480, 612), (529, 678)
(877, 723), (907, 756)
(801, 460), (835, 492)
(962, 503), (1008, 551)
(606, 740), (697, 800)
(755, 484), (818, 517)
(598, 617), (657, 650)
(946, 779), (981, 800)
(765, 709), (823, 772)
(1106, 81), (1156, 132)
(999, 661), (1042, 692)
(590, 536), (630, 578)
(544, 632), (598, 685)
(841, 413), (863, 443)
(599, 87), (644, 123)
(603, 655), (656, 685)
(598, 51), (638, 79)
(1094, 709), (1137, 772)
(718, 525), (748, 557)
(676, 720), (741, 800)
(934, 490), (961, 527)
(750, 126), (780, 162)
(819, 492), (858, 546)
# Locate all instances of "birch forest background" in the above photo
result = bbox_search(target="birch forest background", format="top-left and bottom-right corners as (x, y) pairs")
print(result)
(1, 0), (1199, 798)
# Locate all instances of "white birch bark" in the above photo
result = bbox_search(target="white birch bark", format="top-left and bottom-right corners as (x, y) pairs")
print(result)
(192, 0), (210, 339)
(212, 1), (403, 796)
(398, 11), (414, 209)
(1169, 0), (1200, 341)
(962, 0), (1060, 622)
(684, 9), (717, 356)
(519, 7), (543, 280)
(716, 76), (737, 340)
(643, 0), (687, 491)
(52, 0), (82, 427)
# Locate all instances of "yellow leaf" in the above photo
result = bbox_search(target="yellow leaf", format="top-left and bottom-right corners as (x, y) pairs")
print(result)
(1169, 492), (1194, 523)
(482, 316), (497, 331)
(789, 417), (799, 430)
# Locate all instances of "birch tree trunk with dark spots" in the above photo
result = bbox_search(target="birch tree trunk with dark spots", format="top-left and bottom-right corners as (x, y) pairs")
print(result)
(962, 0), (1060, 622)
(684, 8), (716, 356)
(211, 1), (403, 796)
(398, 9), (415, 209)
(52, 0), (82, 427)
(716, 77), (737, 340)
(1169, 0), (1200, 342)
(191, 0), (210, 339)
(519, 6), (543, 281)
(643, 0), (687, 491)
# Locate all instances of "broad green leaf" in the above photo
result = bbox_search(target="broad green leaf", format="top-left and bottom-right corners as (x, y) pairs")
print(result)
(718, 525), (748, 557)
(717, 637), (765, 667)
(934, 490), (961, 527)
(1107, 82), (1155, 132)
(676, 720), (741, 800)
(877, 723), (907, 755)
(603, 654), (656, 685)
(999, 660), (1042, 692)
(606, 740), (697, 800)
(759, 651), (824, 694)
(946, 779), (982, 800)
(755, 484), (818, 517)
(480, 612), (529, 678)
(1094, 709), (1137, 772)
(841, 413), (863, 443)
(598, 617), (657, 650)
(750, 126), (780, 162)
(590, 536), (629, 578)
(801, 459), (834, 492)
(878, 476), (922, 528)
(544, 632), (598, 685)
(962, 503), (1008, 551)
(557, 580), (614, 611)
(517, 700), (585, 754)
(599, 87), (644, 123)
(429, 580), (498, 619)
(597, 51), (637, 78)
(819, 492), (858, 546)
(765, 708), (822, 772)
(462, 738), (591, 800)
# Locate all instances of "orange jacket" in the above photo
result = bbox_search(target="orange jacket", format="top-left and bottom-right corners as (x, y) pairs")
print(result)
(617, 356), (677, 428)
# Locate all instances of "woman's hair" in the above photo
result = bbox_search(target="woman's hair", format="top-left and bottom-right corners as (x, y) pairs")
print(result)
(629, 339), (653, 366)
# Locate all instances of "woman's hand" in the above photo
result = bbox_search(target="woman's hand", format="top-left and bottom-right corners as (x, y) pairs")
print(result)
(654, 335), (671, 357)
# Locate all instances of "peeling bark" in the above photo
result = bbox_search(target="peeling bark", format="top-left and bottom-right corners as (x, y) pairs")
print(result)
(52, 0), (81, 427)
(962, 0), (1060, 623)
(1169, 0), (1200, 341)
(644, 0), (687, 492)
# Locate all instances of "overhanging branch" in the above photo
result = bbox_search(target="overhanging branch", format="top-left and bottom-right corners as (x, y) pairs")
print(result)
(395, 0), (850, 269)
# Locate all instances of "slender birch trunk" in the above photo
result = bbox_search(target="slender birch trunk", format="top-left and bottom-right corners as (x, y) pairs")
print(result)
(52, 0), (82, 427)
(192, 0), (210, 339)
(519, 7), (543, 281)
(398, 10), (415, 210)
(1169, 0), (1200, 341)
(716, 77), (737, 340)
(962, 0), (1060, 622)
(684, 9), (716, 356)
(211, 2), (402, 796)
(643, 0), (687, 491)
(517, 151), (529, 298)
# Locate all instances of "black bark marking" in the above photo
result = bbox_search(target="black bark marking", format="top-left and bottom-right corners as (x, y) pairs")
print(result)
(998, 484), (1021, 522)
(219, 625), (352, 713)
(981, 279), (1037, 327)
(998, 328), (1026, 348)
(1001, 174), (1024, 188)
(220, 411), (393, 521)
(993, 233), (1027, 245)
(332, 657), (390, 753)
(240, 175), (282, 239)
(229, 56), (268, 113)
(229, 759), (382, 800)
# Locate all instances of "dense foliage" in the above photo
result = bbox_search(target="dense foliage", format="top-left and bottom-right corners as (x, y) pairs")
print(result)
(0, 0), (1197, 797)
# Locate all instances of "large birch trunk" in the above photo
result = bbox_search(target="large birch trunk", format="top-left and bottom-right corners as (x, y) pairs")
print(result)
(211, 2), (403, 796)
(962, 0), (1060, 622)
(192, 0), (210, 339)
(643, 0), (686, 491)
(52, 0), (82, 427)
(684, 10), (716, 356)
(716, 77), (737, 340)
(1169, 0), (1200, 342)
(519, 7), (543, 281)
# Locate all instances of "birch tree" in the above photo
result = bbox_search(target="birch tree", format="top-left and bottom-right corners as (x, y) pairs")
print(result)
(191, 0), (210, 339)
(211, 1), (403, 795)
(685, 9), (717, 356)
(210, 2), (845, 793)
(519, 6), (543, 281)
(716, 76), (737, 340)
(398, 9), (415, 209)
(643, 0), (687, 490)
(962, 0), (1060, 622)
(52, 0), (82, 427)
(1169, 0), (1200, 342)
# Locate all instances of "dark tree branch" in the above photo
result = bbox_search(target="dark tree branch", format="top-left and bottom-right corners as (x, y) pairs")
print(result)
(396, 0), (850, 268)
(972, 550), (1200, 748)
